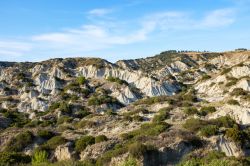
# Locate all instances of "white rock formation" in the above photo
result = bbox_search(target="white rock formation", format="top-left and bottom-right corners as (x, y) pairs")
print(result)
(111, 86), (139, 105)
(215, 135), (244, 157)
(78, 65), (179, 97)
(208, 105), (250, 125)
(55, 142), (75, 161)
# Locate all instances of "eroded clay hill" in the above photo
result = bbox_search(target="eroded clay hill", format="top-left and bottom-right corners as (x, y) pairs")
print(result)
(1, 50), (250, 166)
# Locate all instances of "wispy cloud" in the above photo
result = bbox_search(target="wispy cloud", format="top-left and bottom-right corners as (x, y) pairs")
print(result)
(141, 8), (235, 32)
(0, 41), (32, 58)
(88, 8), (114, 17)
(0, 8), (237, 61)
(199, 8), (235, 28)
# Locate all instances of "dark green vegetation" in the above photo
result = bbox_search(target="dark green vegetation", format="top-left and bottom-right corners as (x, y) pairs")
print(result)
(5, 131), (33, 152)
(178, 150), (247, 166)
(106, 76), (129, 85)
(75, 135), (95, 152)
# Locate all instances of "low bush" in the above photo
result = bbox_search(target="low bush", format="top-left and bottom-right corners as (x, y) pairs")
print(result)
(128, 142), (155, 159)
(95, 135), (108, 143)
(231, 88), (248, 96)
(225, 127), (244, 145)
(106, 76), (128, 85)
(183, 107), (198, 116)
(225, 80), (237, 87)
(133, 115), (144, 122)
(120, 122), (170, 141)
(200, 125), (218, 137)
(210, 116), (236, 128)
(75, 135), (95, 152)
(0, 152), (31, 165)
(3, 111), (30, 127)
(201, 74), (211, 81)
(221, 68), (232, 75)
(37, 130), (54, 140)
(182, 118), (207, 132)
(41, 136), (66, 150)
(88, 95), (120, 106)
(227, 99), (240, 105)
(5, 131), (33, 152)
(74, 120), (97, 129)
(59, 102), (71, 114)
(152, 109), (170, 122)
(57, 115), (73, 125)
(96, 144), (127, 165)
(199, 106), (217, 116)
(178, 150), (241, 166)
(74, 109), (91, 118)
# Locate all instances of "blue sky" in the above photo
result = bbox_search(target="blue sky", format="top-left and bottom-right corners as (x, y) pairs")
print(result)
(0, 0), (250, 62)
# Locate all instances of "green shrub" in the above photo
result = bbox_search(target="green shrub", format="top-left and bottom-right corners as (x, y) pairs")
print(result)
(75, 136), (95, 152)
(88, 95), (120, 106)
(200, 125), (218, 137)
(199, 106), (217, 116)
(0, 152), (31, 165)
(3, 111), (30, 127)
(201, 74), (211, 81)
(74, 120), (97, 129)
(183, 107), (198, 116)
(120, 122), (170, 141)
(221, 68), (231, 75)
(132, 115), (144, 122)
(37, 130), (54, 140)
(231, 88), (248, 96)
(181, 93), (197, 102)
(119, 157), (138, 166)
(74, 109), (90, 118)
(133, 95), (172, 106)
(57, 115), (73, 125)
(210, 116), (236, 128)
(96, 144), (127, 165)
(32, 150), (48, 164)
(41, 136), (66, 150)
(128, 142), (155, 159)
(152, 107), (171, 122)
(106, 76), (128, 85)
(95, 135), (108, 143)
(77, 76), (86, 85)
(226, 127), (244, 144)
(5, 131), (33, 152)
(225, 80), (237, 87)
(227, 99), (240, 105)
(49, 102), (60, 110)
(106, 109), (117, 116)
(59, 102), (71, 114)
(182, 118), (207, 132)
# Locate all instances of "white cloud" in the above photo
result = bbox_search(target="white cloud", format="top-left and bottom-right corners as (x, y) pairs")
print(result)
(88, 8), (113, 17)
(0, 8), (237, 61)
(199, 8), (235, 28)
(0, 41), (32, 57)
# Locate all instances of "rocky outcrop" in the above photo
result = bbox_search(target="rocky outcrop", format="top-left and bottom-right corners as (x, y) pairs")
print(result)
(142, 141), (195, 166)
(208, 105), (250, 125)
(55, 142), (76, 161)
(80, 140), (117, 160)
(230, 66), (250, 78)
(215, 135), (244, 157)
(78, 65), (179, 97)
(111, 86), (139, 105)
